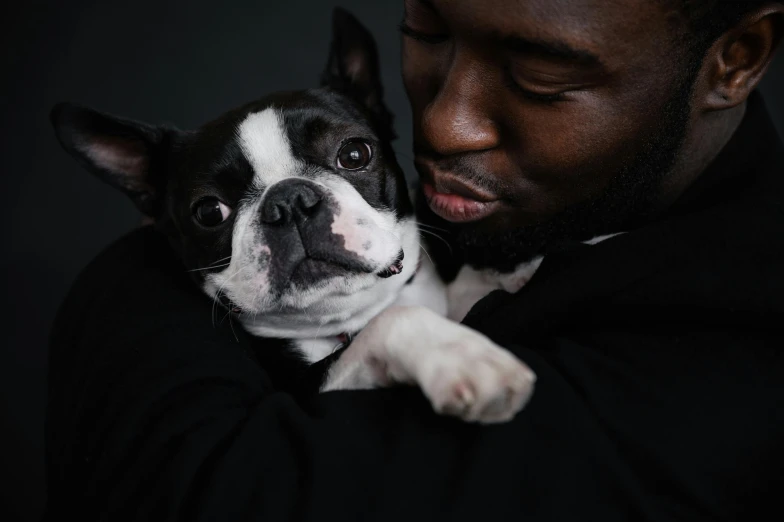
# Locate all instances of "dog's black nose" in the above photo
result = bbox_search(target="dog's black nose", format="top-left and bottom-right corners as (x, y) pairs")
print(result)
(261, 179), (324, 225)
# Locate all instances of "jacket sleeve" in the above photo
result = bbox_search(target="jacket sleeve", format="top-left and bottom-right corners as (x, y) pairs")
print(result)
(45, 313), (645, 522)
(44, 228), (782, 522)
(40, 234), (633, 522)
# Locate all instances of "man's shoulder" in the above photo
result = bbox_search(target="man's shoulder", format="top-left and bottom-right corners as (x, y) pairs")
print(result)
(52, 226), (176, 331)
(74, 225), (182, 290)
(48, 224), (243, 360)
(463, 174), (784, 344)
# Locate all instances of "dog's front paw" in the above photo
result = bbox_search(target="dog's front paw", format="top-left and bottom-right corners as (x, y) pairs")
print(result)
(416, 336), (536, 424)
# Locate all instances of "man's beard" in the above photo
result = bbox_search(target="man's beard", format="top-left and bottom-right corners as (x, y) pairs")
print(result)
(424, 80), (695, 273)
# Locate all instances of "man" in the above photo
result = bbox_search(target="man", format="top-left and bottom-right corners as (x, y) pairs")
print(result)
(43, 1), (783, 521)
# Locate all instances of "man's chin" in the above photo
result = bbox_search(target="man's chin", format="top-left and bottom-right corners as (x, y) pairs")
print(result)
(453, 218), (572, 271)
(425, 174), (660, 272)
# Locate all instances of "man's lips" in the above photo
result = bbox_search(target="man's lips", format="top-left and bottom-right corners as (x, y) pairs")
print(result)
(419, 169), (502, 223)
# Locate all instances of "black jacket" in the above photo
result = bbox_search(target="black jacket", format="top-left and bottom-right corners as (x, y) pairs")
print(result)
(43, 90), (784, 521)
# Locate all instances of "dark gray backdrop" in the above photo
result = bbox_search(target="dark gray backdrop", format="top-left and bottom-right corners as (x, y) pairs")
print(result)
(2, 1), (782, 520)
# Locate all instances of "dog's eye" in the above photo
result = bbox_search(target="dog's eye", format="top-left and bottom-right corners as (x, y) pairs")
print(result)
(337, 141), (372, 170)
(193, 197), (232, 227)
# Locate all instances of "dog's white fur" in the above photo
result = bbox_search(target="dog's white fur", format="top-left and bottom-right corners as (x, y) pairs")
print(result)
(320, 256), (544, 423)
(447, 256), (545, 322)
(204, 106), (622, 424)
(239, 109), (301, 189)
(321, 303), (537, 423)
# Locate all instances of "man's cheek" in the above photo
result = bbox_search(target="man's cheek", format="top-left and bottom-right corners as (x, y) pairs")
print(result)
(513, 106), (649, 187)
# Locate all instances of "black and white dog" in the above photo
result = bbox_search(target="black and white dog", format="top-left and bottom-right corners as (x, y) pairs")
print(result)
(50, 8), (538, 423)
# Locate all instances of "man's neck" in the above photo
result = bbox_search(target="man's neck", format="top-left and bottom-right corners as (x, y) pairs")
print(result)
(654, 102), (747, 213)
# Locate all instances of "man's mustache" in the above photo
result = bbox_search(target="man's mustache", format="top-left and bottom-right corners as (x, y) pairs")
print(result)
(412, 145), (509, 196)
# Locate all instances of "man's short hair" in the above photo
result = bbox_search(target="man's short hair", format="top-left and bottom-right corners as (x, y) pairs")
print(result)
(676, 1), (780, 61)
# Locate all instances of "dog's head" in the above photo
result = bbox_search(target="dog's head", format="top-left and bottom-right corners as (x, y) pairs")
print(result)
(50, 8), (419, 339)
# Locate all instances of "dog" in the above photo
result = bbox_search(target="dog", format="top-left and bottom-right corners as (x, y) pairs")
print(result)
(49, 8), (539, 424)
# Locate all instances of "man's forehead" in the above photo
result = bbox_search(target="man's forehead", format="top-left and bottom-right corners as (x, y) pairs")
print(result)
(410, 0), (674, 65)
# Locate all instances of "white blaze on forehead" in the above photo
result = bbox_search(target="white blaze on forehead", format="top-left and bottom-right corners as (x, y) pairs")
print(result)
(237, 108), (301, 189)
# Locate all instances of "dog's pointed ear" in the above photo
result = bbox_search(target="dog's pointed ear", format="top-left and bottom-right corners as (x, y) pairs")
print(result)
(49, 102), (169, 217)
(321, 7), (396, 140)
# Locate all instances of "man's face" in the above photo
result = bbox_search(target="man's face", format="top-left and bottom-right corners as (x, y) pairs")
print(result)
(402, 0), (697, 269)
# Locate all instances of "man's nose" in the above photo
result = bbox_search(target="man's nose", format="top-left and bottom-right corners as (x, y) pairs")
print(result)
(420, 58), (500, 157)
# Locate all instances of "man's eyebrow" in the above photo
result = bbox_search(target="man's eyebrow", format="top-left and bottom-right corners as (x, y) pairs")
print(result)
(501, 35), (603, 67)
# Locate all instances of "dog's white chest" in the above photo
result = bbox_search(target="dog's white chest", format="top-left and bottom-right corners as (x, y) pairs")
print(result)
(293, 338), (345, 364)
(447, 256), (544, 322)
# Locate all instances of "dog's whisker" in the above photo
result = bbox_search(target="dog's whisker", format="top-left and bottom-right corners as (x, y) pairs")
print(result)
(417, 227), (453, 254)
(417, 226), (448, 242)
(210, 262), (252, 329)
(209, 255), (233, 266)
(187, 263), (232, 273)
(416, 240), (434, 266)
(228, 311), (239, 342)
(416, 222), (449, 233)
(316, 316), (330, 339)
(372, 220), (401, 239)
(194, 255), (233, 273)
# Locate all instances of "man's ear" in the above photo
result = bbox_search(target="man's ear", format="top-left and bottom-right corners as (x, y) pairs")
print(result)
(702, 4), (784, 110)
(49, 102), (168, 217)
(320, 7), (396, 140)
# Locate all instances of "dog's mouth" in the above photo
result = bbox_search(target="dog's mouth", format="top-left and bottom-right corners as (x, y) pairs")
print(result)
(217, 291), (243, 314)
(217, 249), (406, 316)
(289, 248), (405, 283)
(290, 256), (364, 283)
(376, 249), (404, 278)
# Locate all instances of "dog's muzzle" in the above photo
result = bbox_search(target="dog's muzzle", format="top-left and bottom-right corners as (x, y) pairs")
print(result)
(260, 178), (399, 288)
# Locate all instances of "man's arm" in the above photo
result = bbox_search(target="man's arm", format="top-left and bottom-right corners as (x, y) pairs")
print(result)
(42, 227), (646, 521)
(44, 227), (783, 521)
(45, 327), (641, 521)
